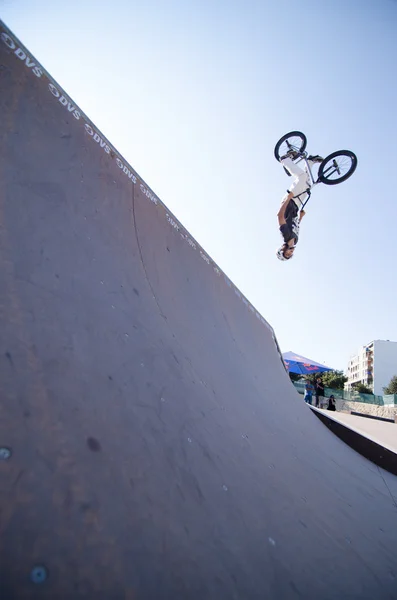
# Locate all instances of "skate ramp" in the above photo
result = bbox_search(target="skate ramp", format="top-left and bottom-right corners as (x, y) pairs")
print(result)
(1, 22), (397, 599)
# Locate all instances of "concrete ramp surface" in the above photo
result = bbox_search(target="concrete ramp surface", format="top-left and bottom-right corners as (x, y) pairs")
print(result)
(1, 22), (397, 599)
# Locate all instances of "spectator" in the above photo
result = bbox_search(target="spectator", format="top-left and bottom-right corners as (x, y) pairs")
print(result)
(315, 378), (325, 408)
(304, 380), (315, 405)
(327, 395), (336, 411)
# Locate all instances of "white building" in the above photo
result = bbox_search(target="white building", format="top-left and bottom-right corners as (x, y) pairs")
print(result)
(346, 340), (397, 396)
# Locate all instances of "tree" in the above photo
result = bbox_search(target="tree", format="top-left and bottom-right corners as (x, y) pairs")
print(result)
(288, 372), (302, 382)
(352, 382), (373, 395)
(320, 370), (347, 390)
(383, 375), (397, 395)
(303, 370), (347, 389)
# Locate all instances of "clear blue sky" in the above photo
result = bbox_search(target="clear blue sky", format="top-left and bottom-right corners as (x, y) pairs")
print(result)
(2, 0), (397, 371)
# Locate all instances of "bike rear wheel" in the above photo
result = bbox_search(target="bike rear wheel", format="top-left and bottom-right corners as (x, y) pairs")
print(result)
(274, 131), (307, 161)
(318, 150), (357, 185)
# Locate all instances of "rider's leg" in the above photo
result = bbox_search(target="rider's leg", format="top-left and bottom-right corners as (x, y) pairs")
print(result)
(281, 157), (305, 179)
(281, 158), (310, 209)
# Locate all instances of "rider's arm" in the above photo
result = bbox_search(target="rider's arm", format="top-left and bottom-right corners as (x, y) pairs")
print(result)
(277, 192), (294, 226)
(299, 210), (306, 222)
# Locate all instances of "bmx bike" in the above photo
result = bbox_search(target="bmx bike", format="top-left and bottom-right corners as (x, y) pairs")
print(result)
(274, 131), (357, 207)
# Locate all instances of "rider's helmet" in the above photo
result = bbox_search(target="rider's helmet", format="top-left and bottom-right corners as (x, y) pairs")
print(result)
(276, 244), (293, 261)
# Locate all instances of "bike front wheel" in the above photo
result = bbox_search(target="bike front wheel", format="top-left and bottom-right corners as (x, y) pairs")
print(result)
(274, 131), (307, 161)
(318, 150), (357, 185)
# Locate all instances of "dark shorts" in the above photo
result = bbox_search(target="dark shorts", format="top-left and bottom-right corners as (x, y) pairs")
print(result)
(280, 200), (299, 244)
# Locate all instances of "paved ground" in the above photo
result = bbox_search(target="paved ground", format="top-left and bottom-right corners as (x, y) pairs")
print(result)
(2, 20), (397, 600)
(317, 409), (397, 454)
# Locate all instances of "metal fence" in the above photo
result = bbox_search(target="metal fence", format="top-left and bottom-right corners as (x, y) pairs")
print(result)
(292, 381), (397, 406)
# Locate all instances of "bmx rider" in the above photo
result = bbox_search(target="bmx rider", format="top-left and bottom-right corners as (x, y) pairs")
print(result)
(276, 151), (322, 261)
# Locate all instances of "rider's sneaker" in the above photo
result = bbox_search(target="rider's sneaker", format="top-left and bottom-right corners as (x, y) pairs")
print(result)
(279, 149), (299, 161)
(307, 155), (324, 163)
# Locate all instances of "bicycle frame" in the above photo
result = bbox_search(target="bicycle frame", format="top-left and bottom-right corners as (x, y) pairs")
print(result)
(293, 153), (343, 209)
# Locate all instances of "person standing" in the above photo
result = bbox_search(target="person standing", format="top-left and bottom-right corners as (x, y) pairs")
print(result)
(315, 378), (325, 408)
(304, 380), (315, 405)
